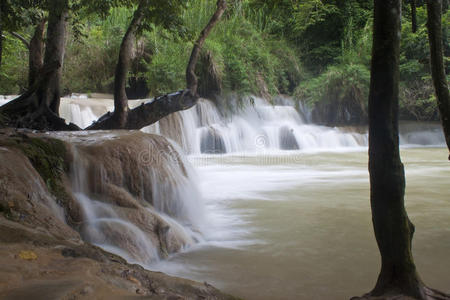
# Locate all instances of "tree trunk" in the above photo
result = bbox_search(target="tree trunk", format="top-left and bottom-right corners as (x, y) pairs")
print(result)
(29, 19), (46, 87)
(0, 0), (77, 131)
(186, 0), (227, 95)
(90, 0), (227, 131)
(411, 0), (417, 33)
(426, 0), (450, 159)
(111, 0), (146, 128)
(367, 0), (425, 298)
(41, 0), (67, 115)
(87, 90), (198, 130)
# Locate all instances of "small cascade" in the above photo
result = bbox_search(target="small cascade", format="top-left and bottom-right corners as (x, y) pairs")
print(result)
(145, 96), (370, 154)
(59, 131), (203, 266)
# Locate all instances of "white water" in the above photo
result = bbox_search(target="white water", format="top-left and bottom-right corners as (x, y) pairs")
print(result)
(53, 131), (205, 266)
(12, 94), (437, 152)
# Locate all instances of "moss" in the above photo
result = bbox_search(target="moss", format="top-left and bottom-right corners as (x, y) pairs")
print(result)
(0, 133), (70, 205)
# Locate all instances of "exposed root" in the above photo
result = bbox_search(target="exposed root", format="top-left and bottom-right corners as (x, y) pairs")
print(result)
(351, 284), (450, 300)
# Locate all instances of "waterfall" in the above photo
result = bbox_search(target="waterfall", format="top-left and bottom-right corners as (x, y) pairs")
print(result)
(1, 94), (446, 152)
(55, 131), (203, 266)
(142, 96), (445, 154)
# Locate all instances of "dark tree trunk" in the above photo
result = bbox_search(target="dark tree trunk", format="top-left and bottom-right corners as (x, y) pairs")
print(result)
(186, 0), (227, 95)
(90, 0), (227, 131)
(426, 0), (450, 159)
(351, 1), (450, 299)
(0, 0), (77, 131)
(29, 19), (46, 87)
(411, 0), (417, 33)
(369, 0), (423, 297)
(111, 0), (146, 128)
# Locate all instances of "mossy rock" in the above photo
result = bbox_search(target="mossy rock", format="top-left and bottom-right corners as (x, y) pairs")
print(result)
(0, 132), (70, 205)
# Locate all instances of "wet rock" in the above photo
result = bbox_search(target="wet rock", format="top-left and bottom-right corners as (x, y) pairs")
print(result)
(279, 126), (299, 150)
(200, 127), (226, 154)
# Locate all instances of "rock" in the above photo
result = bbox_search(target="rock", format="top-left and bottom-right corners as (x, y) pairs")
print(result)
(279, 126), (299, 150)
(200, 127), (226, 154)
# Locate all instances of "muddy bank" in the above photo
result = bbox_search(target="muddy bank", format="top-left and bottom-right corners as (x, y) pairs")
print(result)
(0, 129), (236, 300)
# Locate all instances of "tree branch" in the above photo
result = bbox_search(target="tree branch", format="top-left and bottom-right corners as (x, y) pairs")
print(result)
(9, 32), (30, 49)
(186, 0), (227, 95)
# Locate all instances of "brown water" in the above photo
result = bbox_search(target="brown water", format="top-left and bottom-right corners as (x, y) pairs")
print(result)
(152, 147), (450, 300)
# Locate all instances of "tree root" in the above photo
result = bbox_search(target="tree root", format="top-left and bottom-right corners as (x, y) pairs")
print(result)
(350, 284), (450, 300)
(2, 102), (80, 131)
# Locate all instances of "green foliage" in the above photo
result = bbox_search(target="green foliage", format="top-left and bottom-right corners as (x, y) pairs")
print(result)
(294, 12), (371, 124)
(293, 1), (445, 123)
(296, 63), (370, 109)
(144, 28), (190, 95)
(248, 0), (373, 73)
(0, 0), (45, 32)
(145, 0), (304, 97)
(62, 7), (131, 93)
(396, 5), (449, 120)
(0, 0), (446, 124)
(0, 35), (28, 94)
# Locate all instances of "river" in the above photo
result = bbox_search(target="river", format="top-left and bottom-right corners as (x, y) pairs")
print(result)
(152, 148), (450, 300)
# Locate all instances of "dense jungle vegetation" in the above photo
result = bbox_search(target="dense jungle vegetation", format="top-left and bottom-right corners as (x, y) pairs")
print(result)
(0, 0), (448, 124)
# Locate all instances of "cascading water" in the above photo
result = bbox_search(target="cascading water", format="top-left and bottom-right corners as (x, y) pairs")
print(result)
(53, 131), (204, 266)
(142, 96), (445, 154)
(2, 94), (444, 152)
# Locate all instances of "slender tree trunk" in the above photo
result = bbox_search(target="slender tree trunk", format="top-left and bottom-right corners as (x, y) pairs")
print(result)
(411, 0), (417, 33)
(368, 0), (425, 298)
(112, 0), (145, 128)
(186, 0), (227, 95)
(29, 19), (46, 87)
(426, 0), (450, 159)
